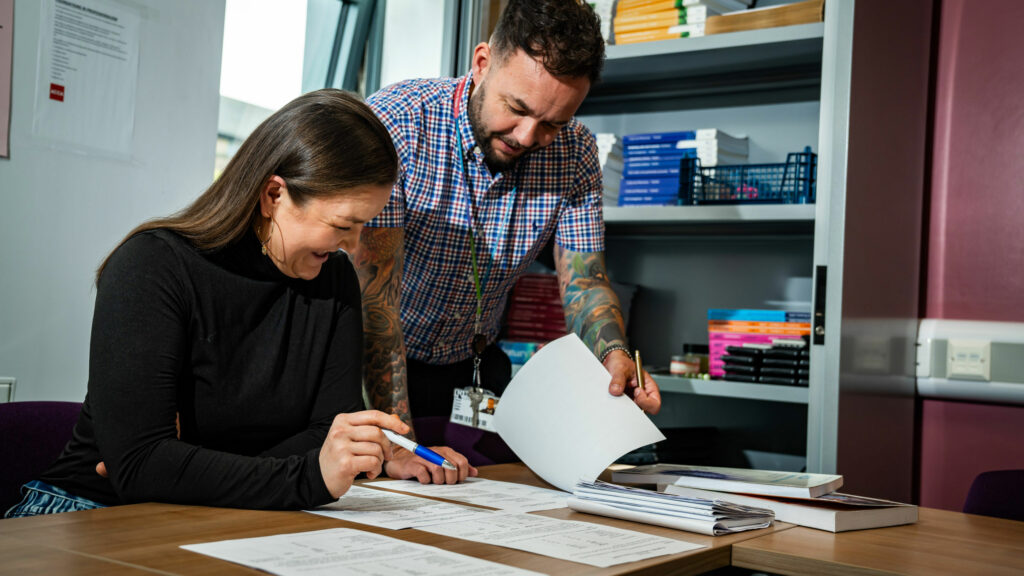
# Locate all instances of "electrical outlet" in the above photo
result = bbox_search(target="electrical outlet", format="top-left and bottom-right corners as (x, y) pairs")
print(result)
(947, 339), (991, 381)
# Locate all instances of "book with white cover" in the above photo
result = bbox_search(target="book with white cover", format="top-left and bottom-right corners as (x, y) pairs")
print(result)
(569, 480), (773, 536)
(612, 464), (843, 498)
(662, 485), (918, 532)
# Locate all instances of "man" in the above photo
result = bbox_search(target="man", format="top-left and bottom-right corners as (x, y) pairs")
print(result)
(353, 0), (661, 482)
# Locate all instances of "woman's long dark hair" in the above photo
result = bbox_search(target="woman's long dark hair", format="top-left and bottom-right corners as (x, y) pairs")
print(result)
(97, 89), (398, 280)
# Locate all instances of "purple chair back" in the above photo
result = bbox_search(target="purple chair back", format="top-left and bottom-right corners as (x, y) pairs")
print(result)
(0, 401), (82, 512)
(412, 416), (518, 467)
(963, 469), (1024, 522)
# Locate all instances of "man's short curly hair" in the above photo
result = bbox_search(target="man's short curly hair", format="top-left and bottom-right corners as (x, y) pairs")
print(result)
(489, 0), (605, 84)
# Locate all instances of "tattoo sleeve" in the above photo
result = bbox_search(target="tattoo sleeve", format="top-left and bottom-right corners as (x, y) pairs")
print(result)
(554, 244), (628, 360)
(350, 227), (414, 436)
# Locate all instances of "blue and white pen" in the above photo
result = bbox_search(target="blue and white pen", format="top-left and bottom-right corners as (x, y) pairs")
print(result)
(382, 429), (457, 470)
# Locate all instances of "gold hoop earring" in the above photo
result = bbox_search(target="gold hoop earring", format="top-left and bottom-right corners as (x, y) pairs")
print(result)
(260, 219), (273, 256)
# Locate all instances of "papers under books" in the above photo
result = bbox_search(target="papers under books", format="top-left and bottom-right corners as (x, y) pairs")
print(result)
(663, 485), (919, 532)
(613, 463), (843, 498)
(569, 480), (774, 536)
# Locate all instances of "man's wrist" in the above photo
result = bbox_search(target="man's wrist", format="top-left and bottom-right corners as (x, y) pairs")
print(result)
(599, 344), (631, 364)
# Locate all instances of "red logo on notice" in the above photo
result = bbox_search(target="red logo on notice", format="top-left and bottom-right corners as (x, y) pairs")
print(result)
(49, 83), (65, 102)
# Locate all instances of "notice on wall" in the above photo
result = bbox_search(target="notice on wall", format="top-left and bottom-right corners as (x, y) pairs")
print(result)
(32, 0), (140, 158)
(0, 0), (13, 158)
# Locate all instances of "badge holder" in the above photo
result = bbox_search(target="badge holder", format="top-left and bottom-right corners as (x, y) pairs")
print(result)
(450, 333), (499, 433)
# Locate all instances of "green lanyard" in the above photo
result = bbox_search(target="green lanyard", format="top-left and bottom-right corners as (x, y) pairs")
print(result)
(458, 129), (485, 338)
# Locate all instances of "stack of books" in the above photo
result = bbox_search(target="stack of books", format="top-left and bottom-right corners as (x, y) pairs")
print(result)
(707, 309), (810, 378)
(568, 479), (774, 535)
(504, 274), (567, 343)
(720, 339), (809, 386)
(619, 129), (748, 206)
(595, 133), (624, 206)
(612, 0), (753, 45)
(706, 0), (825, 35)
(612, 464), (918, 533)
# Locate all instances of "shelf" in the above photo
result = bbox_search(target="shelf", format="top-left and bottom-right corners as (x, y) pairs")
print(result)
(651, 374), (809, 404)
(582, 23), (825, 113)
(603, 204), (816, 235)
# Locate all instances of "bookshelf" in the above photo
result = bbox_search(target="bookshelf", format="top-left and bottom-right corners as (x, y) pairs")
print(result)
(580, 24), (827, 474)
(652, 375), (810, 405)
(582, 23), (825, 114)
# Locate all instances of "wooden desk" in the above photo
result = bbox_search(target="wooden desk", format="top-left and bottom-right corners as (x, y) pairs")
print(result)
(732, 506), (1024, 576)
(0, 463), (790, 575)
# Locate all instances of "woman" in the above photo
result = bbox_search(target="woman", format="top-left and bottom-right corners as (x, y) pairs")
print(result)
(5, 90), (474, 519)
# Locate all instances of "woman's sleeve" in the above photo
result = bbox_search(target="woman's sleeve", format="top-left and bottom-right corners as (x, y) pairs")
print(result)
(90, 234), (335, 510)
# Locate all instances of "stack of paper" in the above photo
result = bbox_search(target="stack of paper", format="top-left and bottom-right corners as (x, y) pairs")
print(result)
(568, 480), (774, 536)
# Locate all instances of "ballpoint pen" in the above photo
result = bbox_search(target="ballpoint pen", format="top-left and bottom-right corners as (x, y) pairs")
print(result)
(382, 429), (458, 470)
(635, 349), (645, 390)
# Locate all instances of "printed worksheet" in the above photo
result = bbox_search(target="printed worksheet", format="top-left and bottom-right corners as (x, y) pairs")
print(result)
(306, 485), (495, 530)
(182, 527), (544, 576)
(366, 477), (568, 512)
(418, 512), (703, 568)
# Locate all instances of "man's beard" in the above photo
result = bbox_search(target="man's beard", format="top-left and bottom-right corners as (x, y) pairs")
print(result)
(468, 81), (533, 173)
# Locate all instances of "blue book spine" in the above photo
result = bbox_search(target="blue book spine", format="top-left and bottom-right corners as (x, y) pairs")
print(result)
(620, 178), (680, 193)
(618, 195), (679, 206)
(623, 165), (680, 178)
(622, 130), (697, 145)
(623, 147), (698, 158)
(624, 157), (693, 169)
(707, 309), (813, 322)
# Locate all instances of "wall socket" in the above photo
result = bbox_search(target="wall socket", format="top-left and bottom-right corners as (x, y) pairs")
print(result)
(947, 339), (991, 381)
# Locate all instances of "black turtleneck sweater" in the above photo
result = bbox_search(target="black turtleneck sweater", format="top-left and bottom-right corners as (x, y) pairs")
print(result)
(40, 229), (362, 509)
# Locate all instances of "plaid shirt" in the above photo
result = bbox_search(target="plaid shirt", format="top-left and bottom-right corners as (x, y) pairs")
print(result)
(366, 73), (605, 364)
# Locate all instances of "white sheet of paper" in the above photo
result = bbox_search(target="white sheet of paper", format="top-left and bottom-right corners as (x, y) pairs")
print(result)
(418, 512), (703, 568)
(494, 334), (666, 492)
(181, 527), (544, 576)
(366, 477), (568, 512)
(306, 485), (495, 530)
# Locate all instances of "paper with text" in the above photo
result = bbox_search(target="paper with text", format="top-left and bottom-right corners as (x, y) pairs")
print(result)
(366, 477), (568, 512)
(418, 512), (703, 568)
(181, 527), (543, 576)
(305, 485), (495, 530)
(494, 333), (666, 492)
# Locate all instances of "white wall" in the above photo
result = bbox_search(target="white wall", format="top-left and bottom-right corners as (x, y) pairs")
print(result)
(0, 0), (226, 401)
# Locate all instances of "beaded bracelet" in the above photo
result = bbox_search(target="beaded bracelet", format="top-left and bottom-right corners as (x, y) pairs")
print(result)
(598, 344), (631, 364)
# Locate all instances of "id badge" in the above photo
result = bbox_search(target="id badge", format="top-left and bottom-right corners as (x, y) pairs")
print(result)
(450, 387), (499, 433)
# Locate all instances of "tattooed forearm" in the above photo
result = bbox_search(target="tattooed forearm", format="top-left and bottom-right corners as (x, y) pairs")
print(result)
(554, 245), (628, 359)
(350, 227), (414, 436)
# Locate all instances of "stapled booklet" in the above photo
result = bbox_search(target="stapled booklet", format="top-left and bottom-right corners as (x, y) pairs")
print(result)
(568, 480), (774, 536)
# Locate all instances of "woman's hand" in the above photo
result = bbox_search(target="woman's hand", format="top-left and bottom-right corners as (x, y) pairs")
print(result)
(318, 411), (408, 498)
(383, 444), (477, 485)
